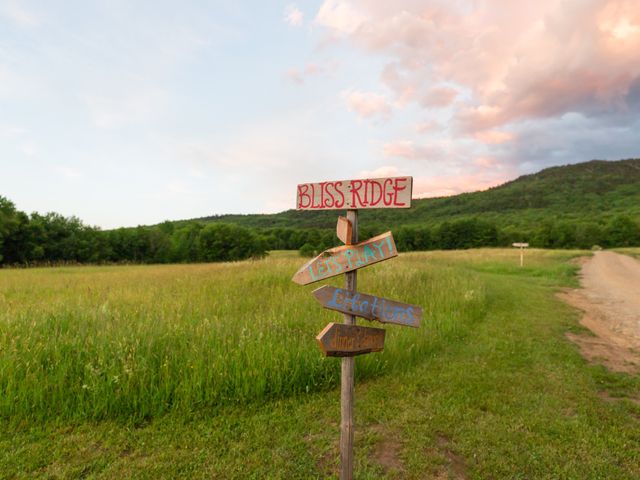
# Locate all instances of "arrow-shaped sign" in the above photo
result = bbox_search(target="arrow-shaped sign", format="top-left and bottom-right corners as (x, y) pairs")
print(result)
(316, 322), (385, 357)
(312, 285), (421, 328)
(336, 216), (353, 245)
(292, 231), (397, 285)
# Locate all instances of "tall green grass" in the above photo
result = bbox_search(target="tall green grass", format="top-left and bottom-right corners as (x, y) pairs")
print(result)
(0, 252), (488, 422)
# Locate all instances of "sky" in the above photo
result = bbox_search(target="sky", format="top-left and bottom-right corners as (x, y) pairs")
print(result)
(1, 0), (639, 228)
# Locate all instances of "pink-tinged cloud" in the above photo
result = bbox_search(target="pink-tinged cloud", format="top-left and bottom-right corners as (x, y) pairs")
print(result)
(342, 89), (391, 119)
(413, 172), (512, 199)
(316, 0), (640, 132)
(421, 86), (458, 108)
(415, 120), (443, 134)
(284, 4), (304, 27)
(286, 62), (333, 85)
(474, 130), (513, 145)
(286, 68), (304, 85)
(382, 140), (442, 160)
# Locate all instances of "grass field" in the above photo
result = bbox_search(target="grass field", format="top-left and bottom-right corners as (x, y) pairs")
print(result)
(2, 249), (640, 478)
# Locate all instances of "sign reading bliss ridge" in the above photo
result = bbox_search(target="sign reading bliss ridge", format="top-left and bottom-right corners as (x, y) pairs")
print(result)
(296, 176), (412, 210)
(291, 174), (420, 480)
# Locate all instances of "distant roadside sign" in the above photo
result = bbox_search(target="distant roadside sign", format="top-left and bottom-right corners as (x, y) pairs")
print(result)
(296, 176), (412, 210)
(512, 242), (529, 267)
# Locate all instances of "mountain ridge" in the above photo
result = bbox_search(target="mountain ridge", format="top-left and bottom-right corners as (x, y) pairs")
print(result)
(190, 158), (640, 231)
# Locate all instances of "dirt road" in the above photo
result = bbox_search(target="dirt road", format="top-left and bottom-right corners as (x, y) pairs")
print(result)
(561, 251), (640, 374)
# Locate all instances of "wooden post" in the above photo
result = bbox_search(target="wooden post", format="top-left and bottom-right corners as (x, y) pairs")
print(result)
(340, 209), (357, 480)
(520, 246), (524, 267)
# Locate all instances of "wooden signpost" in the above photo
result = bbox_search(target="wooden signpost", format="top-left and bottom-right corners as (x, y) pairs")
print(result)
(292, 175), (420, 480)
(512, 242), (529, 267)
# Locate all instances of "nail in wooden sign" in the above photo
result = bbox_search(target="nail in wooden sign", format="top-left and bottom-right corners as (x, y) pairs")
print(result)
(312, 285), (421, 328)
(296, 176), (412, 210)
(336, 216), (353, 245)
(316, 322), (386, 357)
(292, 231), (397, 285)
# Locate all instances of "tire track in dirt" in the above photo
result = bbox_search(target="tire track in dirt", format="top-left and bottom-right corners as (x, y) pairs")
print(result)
(560, 251), (640, 374)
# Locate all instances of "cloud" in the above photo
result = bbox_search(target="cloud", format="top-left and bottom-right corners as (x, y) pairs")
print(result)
(286, 62), (333, 85)
(415, 120), (443, 134)
(358, 165), (400, 177)
(284, 4), (304, 27)
(315, 0), (640, 187)
(316, 0), (640, 131)
(421, 86), (458, 108)
(0, 0), (41, 27)
(413, 172), (511, 199)
(474, 130), (513, 145)
(382, 140), (443, 160)
(316, 0), (366, 34)
(342, 89), (391, 119)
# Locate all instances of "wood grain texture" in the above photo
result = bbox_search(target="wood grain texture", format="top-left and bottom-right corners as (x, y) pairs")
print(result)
(296, 176), (412, 210)
(316, 322), (385, 357)
(312, 285), (422, 328)
(336, 216), (353, 245)
(340, 209), (357, 480)
(291, 231), (397, 285)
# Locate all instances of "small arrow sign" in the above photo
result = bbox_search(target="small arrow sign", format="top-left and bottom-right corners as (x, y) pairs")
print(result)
(336, 216), (353, 245)
(512, 242), (529, 248)
(316, 322), (385, 357)
(292, 231), (398, 285)
(312, 286), (421, 328)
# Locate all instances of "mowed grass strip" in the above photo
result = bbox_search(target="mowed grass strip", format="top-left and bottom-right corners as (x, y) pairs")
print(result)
(0, 252), (484, 422)
(2, 249), (639, 478)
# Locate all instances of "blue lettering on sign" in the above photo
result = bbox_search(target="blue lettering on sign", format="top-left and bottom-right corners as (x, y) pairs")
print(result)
(328, 287), (344, 308)
(362, 245), (376, 263)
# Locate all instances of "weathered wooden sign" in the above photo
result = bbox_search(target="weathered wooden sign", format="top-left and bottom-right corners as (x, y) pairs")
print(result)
(512, 242), (529, 248)
(296, 176), (412, 210)
(316, 322), (386, 357)
(336, 216), (353, 245)
(312, 285), (422, 328)
(291, 174), (420, 480)
(292, 231), (397, 285)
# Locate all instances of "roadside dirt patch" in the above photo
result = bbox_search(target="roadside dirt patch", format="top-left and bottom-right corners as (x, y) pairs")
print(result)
(435, 434), (468, 480)
(370, 424), (405, 475)
(560, 251), (640, 374)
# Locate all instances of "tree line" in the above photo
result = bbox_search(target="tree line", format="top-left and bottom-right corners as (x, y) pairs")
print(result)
(1, 195), (639, 266)
(0, 197), (266, 265)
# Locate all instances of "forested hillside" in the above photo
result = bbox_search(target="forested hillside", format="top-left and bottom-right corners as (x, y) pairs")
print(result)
(199, 159), (640, 229)
(1, 159), (639, 265)
(197, 158), (640, 252)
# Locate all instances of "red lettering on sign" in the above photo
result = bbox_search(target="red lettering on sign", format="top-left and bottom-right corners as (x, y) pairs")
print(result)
(297, 184), (311, 209)
(369, 180), (383, 206)
(334, 181), (345, 208)
(296, 176), (412, 210)
(393, 178), (408, 206)
(383, 178), (394, 206)
(350, 180), (364, 208)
